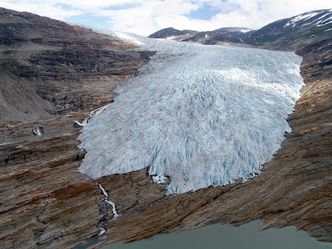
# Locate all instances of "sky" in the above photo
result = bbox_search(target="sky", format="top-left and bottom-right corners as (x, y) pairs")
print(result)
(0, 0), (331, 36)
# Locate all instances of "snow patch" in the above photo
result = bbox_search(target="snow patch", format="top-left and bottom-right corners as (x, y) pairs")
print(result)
(74, 104), (111, 127)
(74, 120), (87, 128)
(284, 11), (324, 27)
(98, 228), (106, 236)
(315, 13), (331, 22)
(166, 36), (180, 41)
(316, 16), (332, 27)
(32, 127), (44, 136)
(79, 35), (303, 194)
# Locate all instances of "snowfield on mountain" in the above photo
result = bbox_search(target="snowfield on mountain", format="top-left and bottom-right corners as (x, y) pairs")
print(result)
(78, 34), (303, 194)
(284, 9), (332, 28)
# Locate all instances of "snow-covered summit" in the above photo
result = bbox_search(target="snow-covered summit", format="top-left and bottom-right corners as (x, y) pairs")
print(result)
(78, 34), (303, 194)
(284, 9), (332, 28)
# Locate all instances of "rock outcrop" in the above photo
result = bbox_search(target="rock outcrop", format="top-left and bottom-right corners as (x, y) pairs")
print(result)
(0, 7), (331, 249)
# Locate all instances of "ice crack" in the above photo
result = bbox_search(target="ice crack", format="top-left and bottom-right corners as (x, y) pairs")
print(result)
(79, 34), (304, 194)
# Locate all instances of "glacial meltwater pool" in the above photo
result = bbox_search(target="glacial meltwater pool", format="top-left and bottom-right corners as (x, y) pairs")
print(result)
(102, 221), (332, 249)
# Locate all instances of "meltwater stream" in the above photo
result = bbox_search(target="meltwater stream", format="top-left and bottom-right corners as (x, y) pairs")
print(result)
(78, 34), (303, 194)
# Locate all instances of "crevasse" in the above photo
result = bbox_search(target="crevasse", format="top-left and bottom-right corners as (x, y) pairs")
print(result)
(78, 34), (303, 194)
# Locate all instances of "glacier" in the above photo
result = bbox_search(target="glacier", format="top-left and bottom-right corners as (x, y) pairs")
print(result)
(78, 34), (303, 194)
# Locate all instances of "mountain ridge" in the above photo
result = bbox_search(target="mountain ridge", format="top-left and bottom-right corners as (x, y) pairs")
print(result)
(149, 9), (331, 45)
(149, 9), (332, 81)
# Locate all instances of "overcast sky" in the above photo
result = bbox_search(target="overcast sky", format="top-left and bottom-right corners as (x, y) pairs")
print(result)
(0, 0), (331, 35)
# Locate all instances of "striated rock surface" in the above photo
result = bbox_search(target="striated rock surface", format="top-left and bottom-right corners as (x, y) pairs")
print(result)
(0, 7), (331, 249)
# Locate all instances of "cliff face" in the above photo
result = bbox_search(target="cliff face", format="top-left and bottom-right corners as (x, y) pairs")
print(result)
(0, 7), (331, 249)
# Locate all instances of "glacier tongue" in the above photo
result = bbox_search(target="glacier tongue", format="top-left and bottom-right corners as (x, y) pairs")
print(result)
(78, 35), (303, 194)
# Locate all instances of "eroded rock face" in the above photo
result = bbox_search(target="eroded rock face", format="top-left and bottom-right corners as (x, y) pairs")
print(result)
(0, 7), (331, 249)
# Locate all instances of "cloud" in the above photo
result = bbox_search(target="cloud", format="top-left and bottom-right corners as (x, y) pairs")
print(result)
(0, 0), (331, 35)
(0, 0), (82, 20)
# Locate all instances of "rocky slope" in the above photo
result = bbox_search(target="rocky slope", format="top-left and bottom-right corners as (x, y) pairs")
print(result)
(149, 26), (252, 43)
(0, 7), (331, 249)
(0, 7), (149, 123)
(148, 27), (198, 41)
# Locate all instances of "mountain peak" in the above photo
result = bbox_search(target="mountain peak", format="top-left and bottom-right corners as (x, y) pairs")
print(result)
(284, 9), (332, 28)
(148, 27), (198, 39)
